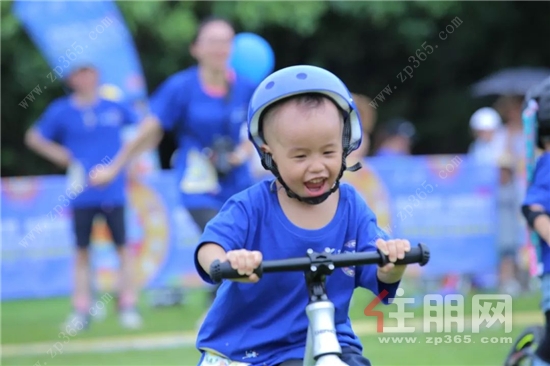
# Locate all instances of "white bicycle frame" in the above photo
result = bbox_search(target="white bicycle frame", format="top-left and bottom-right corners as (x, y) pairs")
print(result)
(303, 300), (349, 366)
(301, 248), (349, 366)
(210, 244), (428, 366)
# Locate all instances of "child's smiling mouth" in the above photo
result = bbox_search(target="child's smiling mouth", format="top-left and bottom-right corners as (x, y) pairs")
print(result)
(304, 177), (328, 196)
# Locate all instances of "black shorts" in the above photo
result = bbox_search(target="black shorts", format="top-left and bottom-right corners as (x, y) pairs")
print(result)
(278, 346), (371, 366)
(73, 205), (126, 248)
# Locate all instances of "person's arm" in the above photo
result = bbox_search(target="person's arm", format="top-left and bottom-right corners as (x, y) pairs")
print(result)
(525, 204), (550, 244)
(533, 211), (550, 244)
(108, 115), (163, 174)
(197, 243), (229, 276)
(24, 128), (71, 168)
(194, 197), (253, 284)
(522, 155), (550, 244)
(116, 72), (193, 171)
(25, 102), (71, 169)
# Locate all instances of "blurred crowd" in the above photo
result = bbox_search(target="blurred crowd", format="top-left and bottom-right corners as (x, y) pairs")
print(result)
(20, 14), (545, 330)
(341, 93), (533, 296)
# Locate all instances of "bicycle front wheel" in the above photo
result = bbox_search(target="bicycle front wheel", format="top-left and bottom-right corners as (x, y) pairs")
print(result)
(504, 325), (545, 366)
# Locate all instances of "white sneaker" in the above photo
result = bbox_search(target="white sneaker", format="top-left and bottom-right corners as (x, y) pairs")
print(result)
(500, 280), (522, 297)
(119, 308), (143, 330)
(92, 302), (107, 322)
(61, 312), (89, 333)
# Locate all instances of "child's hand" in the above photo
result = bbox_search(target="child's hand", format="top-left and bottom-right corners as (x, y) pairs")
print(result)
(226, 249), (263, 283)
(376, 238), (411, 274)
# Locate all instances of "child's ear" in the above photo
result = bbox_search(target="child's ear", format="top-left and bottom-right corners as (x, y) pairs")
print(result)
(260, 144), (271, 154)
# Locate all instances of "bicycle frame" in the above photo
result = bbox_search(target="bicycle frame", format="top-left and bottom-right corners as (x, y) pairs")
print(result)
(210, 243), (430, 366)
(302, 249), (349, 366)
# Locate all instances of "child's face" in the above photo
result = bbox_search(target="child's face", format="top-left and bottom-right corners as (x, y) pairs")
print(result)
(262, 99), (344, 199)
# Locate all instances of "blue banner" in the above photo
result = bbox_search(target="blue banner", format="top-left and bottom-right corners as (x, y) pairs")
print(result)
(13, 0), (147, 106)
(1, 155), (499, 300)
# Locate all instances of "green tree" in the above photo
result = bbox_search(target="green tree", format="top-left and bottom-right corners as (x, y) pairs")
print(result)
(2, 1), (550, 176)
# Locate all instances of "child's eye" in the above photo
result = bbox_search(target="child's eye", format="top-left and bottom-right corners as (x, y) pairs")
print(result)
(324, 151), (335, 155)
(294, 155), (306, 159)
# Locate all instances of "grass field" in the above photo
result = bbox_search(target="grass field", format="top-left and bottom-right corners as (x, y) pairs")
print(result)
(1, 286), (545, 366)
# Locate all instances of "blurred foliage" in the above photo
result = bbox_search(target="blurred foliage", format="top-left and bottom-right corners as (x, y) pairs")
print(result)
(2, 1), (550, 176)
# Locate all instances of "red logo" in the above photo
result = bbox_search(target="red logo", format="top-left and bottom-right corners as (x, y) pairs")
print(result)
(363, 289), (389, 333)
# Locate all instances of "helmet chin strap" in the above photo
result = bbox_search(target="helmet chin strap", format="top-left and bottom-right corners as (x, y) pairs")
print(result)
(262, 152), (361, 205)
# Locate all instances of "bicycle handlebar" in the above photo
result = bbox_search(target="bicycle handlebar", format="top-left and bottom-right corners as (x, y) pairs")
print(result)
(209, 243), (430, 284)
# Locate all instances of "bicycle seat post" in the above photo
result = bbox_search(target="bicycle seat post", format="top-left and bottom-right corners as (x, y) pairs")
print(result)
(302, 249), (348, 366)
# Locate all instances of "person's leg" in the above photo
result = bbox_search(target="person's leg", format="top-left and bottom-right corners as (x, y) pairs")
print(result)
(534, 274), (550, 366)
(499, 249), (521, 295)
(340, 346), (372, 366)
(103, 205), (142, 329)
(65, 207), (97, 328)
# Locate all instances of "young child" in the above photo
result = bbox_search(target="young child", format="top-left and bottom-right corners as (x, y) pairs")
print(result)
(521, 78), (550, 366)
(194, 65), (411, 366)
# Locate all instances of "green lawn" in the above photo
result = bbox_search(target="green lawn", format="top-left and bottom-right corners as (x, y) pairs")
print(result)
(1, 286), (544, 366)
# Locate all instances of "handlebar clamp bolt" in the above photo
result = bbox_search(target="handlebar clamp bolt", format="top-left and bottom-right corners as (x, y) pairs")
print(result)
(311, 265), (317, 272)
(307, 249), (313, 254)
(328, 264), (335, 270)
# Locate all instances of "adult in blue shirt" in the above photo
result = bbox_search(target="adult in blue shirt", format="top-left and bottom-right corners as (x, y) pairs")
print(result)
(522, 78), (550, 366)
(91, 17), (257, 301)
(25, 63), (142, 330)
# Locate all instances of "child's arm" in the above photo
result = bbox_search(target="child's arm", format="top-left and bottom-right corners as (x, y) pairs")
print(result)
(524, 204), (550, 244)
(374, 238), (410, 284)
(197, 244), (262, 283)
(194, 197), (261, 283)
(522, 155), (550, 244)
(197, 243), (230, 275)
(355, 202), (405, 304)
(534, 211), (550, 244)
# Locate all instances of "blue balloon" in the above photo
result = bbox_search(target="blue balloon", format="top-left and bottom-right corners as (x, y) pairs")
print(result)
(229, 33), (275, 86)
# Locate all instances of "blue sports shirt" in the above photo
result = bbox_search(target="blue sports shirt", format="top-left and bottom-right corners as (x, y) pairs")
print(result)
(523, 152), (550, 274)
(194, 180), (400, 365)
(149, 66), (256, 211)
(34, 96), (137, 208)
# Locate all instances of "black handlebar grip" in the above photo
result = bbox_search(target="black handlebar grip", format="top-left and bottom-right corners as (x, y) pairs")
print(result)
(396, 243), (430, 266)
(209, 259), (264, 284)
(378, 243), (430, 267)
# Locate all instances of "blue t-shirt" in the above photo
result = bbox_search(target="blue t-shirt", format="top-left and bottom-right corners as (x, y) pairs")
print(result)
(523, 152), (550, 274)
(194, 180), (400, 365)
(149, 66), (256, 211)
(34, 96), (136, 208)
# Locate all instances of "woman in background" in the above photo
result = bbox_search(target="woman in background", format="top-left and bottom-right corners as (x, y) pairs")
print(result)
(91, 16), (257, 308)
